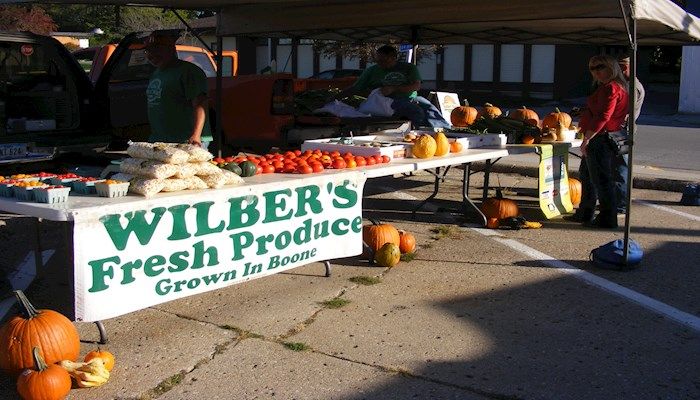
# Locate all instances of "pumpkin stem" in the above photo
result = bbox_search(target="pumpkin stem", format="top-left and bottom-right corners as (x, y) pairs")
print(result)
(484, 102), (493, 107)
(555, 107), (561, 114)
(462, 99), (470, 106)
(14, 290), (40, 319)
(31, 347), (48, 372)
(495, 188), (504, 199)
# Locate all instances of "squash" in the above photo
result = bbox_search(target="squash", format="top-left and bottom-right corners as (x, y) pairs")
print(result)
(542, 108), (572, 132)
(476, 103), (502, 119)
(411, 135), (437, 158)
(374, 242), (401, 267)
(486, 218), (500, 229)
(433, 132), (450, 156)
(480, 189), (519, 220)
(568, 177), (582, 206)
(449, 141), (463, 153)
(224, 162), (242, 176)
(58, 358), (110, 388)
(84, 348), (115, 372)
(362, 219), (400, 252)
(0, 290), (80, 375)
(450, 100), (478, 127)
(521, 135), (535, 145)
(397, 230), (416, 254)
(238, 161), (257, 177)
(16, 347), (71, 400)
(509, 106), (539, 125)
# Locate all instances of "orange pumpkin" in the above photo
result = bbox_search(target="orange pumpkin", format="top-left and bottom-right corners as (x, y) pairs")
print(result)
(362, 219), (400, 252)
(542, 108), (572, 131)
(476, 102), (502, 119)
(449, 141), (463, 153)
(398, 230), (416, 254)
(480, 189), (519, 220)
(568, 177), (582, 206)
(509, 106), (539, 125)
(84, 348), (115, 372)
(0, 291), (80, 375)
(450, 100), (478, 127)
(16, 347), (72, 400)
(486, 218), (500, 229)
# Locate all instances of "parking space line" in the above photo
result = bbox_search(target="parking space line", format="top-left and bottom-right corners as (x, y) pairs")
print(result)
(375, 184), (700, 333)
(634, 200), (700, 222)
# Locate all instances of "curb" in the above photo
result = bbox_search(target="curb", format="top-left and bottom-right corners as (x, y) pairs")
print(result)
(470, 161), (695, 193)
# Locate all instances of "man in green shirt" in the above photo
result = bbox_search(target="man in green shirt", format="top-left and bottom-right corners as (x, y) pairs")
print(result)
(342, 45), (449, 129)
(145, 32), (212, 149)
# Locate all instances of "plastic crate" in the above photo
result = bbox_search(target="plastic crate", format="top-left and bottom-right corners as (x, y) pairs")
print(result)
(13, 185), (45, 201)
(95, 181), (130, 198)
(49, 177), (81, 187)
(33, 187), (71, 204)
(0, 183), (15, 197)
(72, 179), (104, 195)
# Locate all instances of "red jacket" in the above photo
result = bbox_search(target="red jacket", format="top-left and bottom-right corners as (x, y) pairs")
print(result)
(579, 81), (629, 134)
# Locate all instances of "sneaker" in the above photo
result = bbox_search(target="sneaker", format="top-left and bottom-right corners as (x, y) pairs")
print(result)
(584, 216), (618, 229)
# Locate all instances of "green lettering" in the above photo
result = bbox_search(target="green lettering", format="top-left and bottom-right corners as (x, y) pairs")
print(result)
(202, 272), (224, 285)
(168, 251), (189, 272)
(331, 218), (350, 235)
(293, 218), (312, 245)
(230, 231), (254, 261)
(99, 208), (166, 251)
(351, 216), (362, 233)
(294, 185), (322, 217)
(167, 204), (191, 241)
(227, 195), (260, 230)
(191, 240), (218, 269)
(120, 260), (142, 285)
(333, 180), (358, 208)
(193, 201), (225, 237)
(87, 256), (118, 293)
(155, 279), (171, 295)
(144, 255), (166, 277)
(274, 231), (292, 250)
(243, 261), (263, 276)
(255, 234), (274, 256)
(262, 189), (293, 223)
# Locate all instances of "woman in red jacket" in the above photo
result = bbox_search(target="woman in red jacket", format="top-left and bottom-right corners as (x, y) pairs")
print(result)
(567, 55), (629, 229)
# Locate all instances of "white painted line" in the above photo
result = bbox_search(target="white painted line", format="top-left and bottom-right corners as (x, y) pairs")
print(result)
(634, 200), (700, 222)
(372, 184), (700, 333)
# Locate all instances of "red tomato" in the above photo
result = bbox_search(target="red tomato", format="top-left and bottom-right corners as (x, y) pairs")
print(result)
(303, 150), (313, 157)
(355, 157), (367, 167)
(262, 165), (275, 174)
(373, 155), (383, 164)
(330, 151), (341, 158)
(382, 155), (391, 163)
(297, 165), (313, 174)
(283, 165), (297, 174)
(255, 165), (263, 175)
(272, 160), (284, 169)
(294, 149), (302, 156)
(346, 159), (357, 169)
(284, 151), (296, 159)
(366, 157), (376, 166)
(343, 152), (354, 159)
(311, 163), (324, 173)
(332, 158), (346, 169)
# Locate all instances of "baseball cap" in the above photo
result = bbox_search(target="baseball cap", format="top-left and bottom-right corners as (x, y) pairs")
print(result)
(144, 32), (176, 48)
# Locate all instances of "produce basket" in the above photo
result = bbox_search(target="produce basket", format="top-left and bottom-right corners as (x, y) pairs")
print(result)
(95, 181), (130, 198)
(33, 186), (71, 204)
(13, 185), (46, 201)
(0, 182), (17, 197)
(72, 178), (104, 195)
(302, 136), (408, 160)
(9, 174), (40, 182)
(50, 177), (81, 187)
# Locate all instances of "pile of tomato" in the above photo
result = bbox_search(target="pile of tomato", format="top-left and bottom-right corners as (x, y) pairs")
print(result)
(214, 149), (391, 175)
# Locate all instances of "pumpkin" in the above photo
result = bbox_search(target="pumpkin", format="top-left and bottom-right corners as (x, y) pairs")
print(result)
(521, 135), (535, 145)
(0, 291), (80, 375)
(16, 347), (71, 400)
(374, 242), (401, 267)
(542, 108), (572, 131)
(524, 118), (540, 128)
(476, 103), (502, 119)
(568, 177), (582, 206)
(480, 189), (519, 220)
(433, 132), (450, 157)
(486, 218), (500, 229)
(449, 141), (463, 153)
(411, 134), (437, 158)
(362, 219), (400, 252)
(509, 106), (539, 125)
(84, 348), (115, 372)
(397, 230), (416, 254)
(450, 100), (478, 127)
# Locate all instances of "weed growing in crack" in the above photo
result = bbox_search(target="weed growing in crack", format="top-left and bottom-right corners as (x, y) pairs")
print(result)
(321, 297), (350, 309)
(283, 342), (310, 351)
(349, 276), (382, 285)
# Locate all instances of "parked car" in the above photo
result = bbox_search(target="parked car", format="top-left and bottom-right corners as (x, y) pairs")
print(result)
(309, 69), (362, 79)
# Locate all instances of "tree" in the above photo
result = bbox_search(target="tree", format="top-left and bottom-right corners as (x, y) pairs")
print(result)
(312, 41), (440, 65)
(0, 5), (57, 35)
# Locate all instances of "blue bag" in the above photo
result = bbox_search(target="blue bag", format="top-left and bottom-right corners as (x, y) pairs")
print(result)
(680, 184), (700, 206)
(590, 239), (643, 271)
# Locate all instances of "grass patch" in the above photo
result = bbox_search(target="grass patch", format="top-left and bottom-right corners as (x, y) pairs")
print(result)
(400, 252), (416, 262)
(283, 341), (310, 351)
(349, 276), (382, 285)
(142, 371), (186, 399)
(321, 297), (350, 309)
(429, 225), (461, 240)
(420, 243), (433, 249)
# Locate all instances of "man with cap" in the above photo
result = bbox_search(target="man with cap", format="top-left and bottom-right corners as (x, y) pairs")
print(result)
(144, 31), (212, 149)
(615, 55), (645, 214)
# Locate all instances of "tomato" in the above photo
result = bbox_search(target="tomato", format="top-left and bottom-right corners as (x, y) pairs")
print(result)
(382, 155), (391, 164)
(332, 158), (346, 169)
(343, 152), (354, 159)
(303, 150), (313, 157)
(346, 159), (357, 169)
(283, 165), (297, 174)
(366, 157), (376, 166)
(294, 149), (302, 156)
(311, 163), (324, 173)
(272, 160), (284, 169)
(262, 164), (275, 174)
(355, 157), (367, 167)
(297, 165), (313, 174)
(284, 151), (296, 159)
(255, 165), (263, 175)
(373, 155), (383, 164)
(330, 150), (341, 158)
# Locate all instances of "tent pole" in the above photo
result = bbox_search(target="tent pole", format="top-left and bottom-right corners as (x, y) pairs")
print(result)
(623, 10), (637, 265)
(215, 11), (223, 158)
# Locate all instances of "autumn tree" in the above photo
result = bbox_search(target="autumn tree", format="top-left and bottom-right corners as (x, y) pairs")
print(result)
(0, 5), (57, 35)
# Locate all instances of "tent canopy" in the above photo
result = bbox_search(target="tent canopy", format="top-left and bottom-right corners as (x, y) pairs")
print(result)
(3, 0), (699, 45)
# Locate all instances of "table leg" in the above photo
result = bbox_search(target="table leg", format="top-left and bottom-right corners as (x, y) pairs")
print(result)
(95, 321), (109, 344)
(323, 261), (331, 277)
(411, 166), (445, 218)
(462, 163), (487, 227)
(482, 159), (492, 201)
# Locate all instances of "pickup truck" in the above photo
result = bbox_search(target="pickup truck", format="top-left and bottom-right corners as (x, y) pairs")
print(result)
(0, 31), (405, 169)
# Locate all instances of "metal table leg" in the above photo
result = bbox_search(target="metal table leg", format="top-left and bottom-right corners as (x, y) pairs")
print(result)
(323, 261), (331, 277)
(462, 163), (487, 226)
(411, 166), (450, 217)
(95, 321), (109, 344)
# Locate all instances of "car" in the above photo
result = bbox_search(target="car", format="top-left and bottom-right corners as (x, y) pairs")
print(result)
(309, 69), (363, 79)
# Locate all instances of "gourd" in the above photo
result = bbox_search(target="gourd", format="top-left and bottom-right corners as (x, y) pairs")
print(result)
(84, 349), (115, 372)
(433, 132), (450, 156)
(411, 135), (437, 158)
(476, 103), (502, 119)
(521, 134), (535, 145)
(0, 290), (80, 374)
(238, 161), (257, 177)
(59, 358), (110, 388)
(398, 230), (416, 254)
(450, 100), (478, 127)
(362, 219), (400, 252)
(480, 189), (519, 220)
(509, 106), (539, 125)
(16, 347), (72, 400)
(224, 162), (242, 176)
(374, 242), (401, 267)
(542, 108), (572, 131)
(568, 178), (582, 206)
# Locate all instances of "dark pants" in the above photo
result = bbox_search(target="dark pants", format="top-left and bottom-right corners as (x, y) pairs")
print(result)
(578, 134), (617, 224)
(613, 153), (628, 213)
(392, 96), (451, 129)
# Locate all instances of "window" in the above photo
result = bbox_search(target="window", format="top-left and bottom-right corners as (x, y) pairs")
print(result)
(109, 48), (155, 82)
(530, 45), (555, 83)
(500, 44), (524, 83)
(177, 51), (216, 77)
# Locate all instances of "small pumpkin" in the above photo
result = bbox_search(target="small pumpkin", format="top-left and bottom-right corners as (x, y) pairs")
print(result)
(521, 135), (535, 145)
(397, 230), (416, 254)
(0, 291), (80, 375)
(374, 242), (401, 267)
(480, 189), (519, 220)
(476, 102), (502, 119)
(16, 347), (72, 400)
(509, 106), (539, 125)
(542, 108), (572, 132)
(433, 132), (450, 157)
(84, 348), (115, 372)
(411, 134), (437, 158)
(568, 177), (582, 206)
(362, 219), (400, 252)
(449, 141), (463, 153)
(486, 218), (500, 229)
(450, 100), (478, 127)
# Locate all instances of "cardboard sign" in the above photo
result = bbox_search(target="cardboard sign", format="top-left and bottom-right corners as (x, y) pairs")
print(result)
(434, 92), (461, 120)
(72, 172), (366, 321)
(537, 144), (574, 218)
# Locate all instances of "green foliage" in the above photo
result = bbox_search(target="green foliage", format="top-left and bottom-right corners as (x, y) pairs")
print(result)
(283, 342), (310, 351)
(0, 5), (57, 34)
(349, 276), (382, 285)
(321, 297), (350, 309)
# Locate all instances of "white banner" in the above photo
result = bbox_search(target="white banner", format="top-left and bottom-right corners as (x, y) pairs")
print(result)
(73, 172), (366, 322)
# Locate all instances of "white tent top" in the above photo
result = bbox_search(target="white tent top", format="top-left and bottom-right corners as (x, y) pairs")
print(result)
(3, 0), (699, 45)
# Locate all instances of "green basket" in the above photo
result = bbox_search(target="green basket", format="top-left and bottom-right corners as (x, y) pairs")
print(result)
(34, 187), (71, 204)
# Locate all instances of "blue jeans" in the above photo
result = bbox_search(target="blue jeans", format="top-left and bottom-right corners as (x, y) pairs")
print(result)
(578, 134), (617, 224)
(391, 96), (451, 129)
(613, 153), (628, 212)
